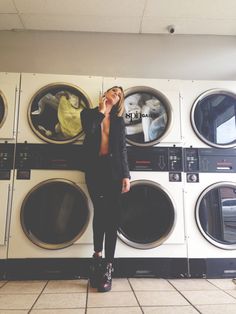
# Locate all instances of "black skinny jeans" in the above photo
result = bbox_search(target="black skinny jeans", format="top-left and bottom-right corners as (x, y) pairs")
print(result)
(85, 155), (122, 263)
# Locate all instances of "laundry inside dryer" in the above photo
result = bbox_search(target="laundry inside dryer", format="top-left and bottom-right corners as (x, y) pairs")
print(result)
(28, 83), (91, 144)
(124, 86), (172, 146)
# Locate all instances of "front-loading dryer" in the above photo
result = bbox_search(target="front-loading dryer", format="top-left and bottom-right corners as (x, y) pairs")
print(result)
(17, 73), (103, 144)
(0, 72), (20, 141)
(7, 144), (93, 279)
(184, 147), (236, 278)
(0, 143), (14, 279)
(180, 80), (236, 149)
(114, 147), (188, 278)
(103, 77), (182, 147)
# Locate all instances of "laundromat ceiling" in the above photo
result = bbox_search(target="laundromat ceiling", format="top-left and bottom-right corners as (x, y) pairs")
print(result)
(1, 0), (236, 35)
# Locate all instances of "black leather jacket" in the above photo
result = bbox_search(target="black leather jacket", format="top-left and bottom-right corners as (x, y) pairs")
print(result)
(81, 107), (130, 180)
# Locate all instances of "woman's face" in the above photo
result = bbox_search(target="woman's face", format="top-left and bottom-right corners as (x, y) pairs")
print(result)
(105, 87), (123, 105)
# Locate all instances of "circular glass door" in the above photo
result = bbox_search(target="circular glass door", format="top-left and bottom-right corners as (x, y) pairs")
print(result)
(118, 180), (176, 249)
(28, 83), (92, 144)
(0, 92), (7, 129)
(196, 182), (236, 249)
(124, 86), (172, 147)
(21, 179), (90, 249)
(192, 89), (236, 148)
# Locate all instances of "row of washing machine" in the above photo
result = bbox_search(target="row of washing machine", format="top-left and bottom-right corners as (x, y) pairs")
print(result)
(0, 72), (236, 279)
(2, 72), (236, 148)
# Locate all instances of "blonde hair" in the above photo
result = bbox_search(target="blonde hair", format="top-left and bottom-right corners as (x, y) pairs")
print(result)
(105, 86), (125, 117)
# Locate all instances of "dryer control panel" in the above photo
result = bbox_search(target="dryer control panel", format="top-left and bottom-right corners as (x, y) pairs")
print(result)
(127, 146), (183, 172)
(15, 144), (85, 170)
(184, 148), (236, 173)
(0, 143), (14, 180)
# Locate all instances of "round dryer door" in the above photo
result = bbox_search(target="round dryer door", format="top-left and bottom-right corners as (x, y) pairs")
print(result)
(191, 89), (236, 148)
(28, 83), (92, 144)
(20, 179), (90, 249)
(118, 180), (176, 249)
(196, 182), (236, 249)
(124, 86), (172, 147)
(0, 91), (7, 129)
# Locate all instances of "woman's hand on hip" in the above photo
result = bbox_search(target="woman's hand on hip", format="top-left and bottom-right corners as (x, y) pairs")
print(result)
(122, 178), (130, 193)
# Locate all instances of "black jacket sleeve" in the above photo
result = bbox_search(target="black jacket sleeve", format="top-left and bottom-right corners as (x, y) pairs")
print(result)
(81, 107), (105, 135)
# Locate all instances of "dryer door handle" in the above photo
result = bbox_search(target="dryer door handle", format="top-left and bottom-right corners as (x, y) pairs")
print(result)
(0, 183), (12, 245)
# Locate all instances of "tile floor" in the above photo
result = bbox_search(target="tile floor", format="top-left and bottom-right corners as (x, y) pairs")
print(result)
(0, 278), (236, 313)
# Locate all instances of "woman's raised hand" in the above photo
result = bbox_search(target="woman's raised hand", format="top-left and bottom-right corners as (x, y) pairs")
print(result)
(99, 94), (107, 114)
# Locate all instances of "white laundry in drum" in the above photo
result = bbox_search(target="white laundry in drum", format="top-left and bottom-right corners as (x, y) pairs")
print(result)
(124, 92), (167, 143)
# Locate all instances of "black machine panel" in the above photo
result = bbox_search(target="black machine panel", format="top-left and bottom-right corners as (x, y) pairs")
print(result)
(0, 143), (14, 180)
(184, 148), (236, 173)
(15, 144), (85, 171)
(127, 146), (183, 172)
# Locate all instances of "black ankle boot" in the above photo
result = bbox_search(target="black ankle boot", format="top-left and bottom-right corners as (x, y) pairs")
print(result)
(98, 262), (113, 292)
(89, 253), (102, 288)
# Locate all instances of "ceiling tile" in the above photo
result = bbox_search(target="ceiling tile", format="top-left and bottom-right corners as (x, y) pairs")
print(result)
(145, 0), (236, 19)
(0, 0), (17, 13)
(0, 13), (24, 29)
(15, 0), (146, 16)
(21, 14), (141, 33)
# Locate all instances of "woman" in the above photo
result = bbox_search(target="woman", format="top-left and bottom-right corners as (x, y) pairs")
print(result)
(81, 86), (130, 292)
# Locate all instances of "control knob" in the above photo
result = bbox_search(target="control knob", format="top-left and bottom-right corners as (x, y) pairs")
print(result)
(187, 173), (199, 183)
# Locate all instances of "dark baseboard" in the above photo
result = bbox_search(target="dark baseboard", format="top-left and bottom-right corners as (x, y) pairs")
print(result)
(5, 258), (188, 280)
(189, 258), (236, 278)
(3, 258), (236, 280)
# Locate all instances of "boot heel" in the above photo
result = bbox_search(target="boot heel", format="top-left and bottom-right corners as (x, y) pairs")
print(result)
(89, 254), (102, 288)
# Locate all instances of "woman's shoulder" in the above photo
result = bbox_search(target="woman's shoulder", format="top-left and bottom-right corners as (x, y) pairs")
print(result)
(83, 106), (99, 112)
(81, 106), (99, 115)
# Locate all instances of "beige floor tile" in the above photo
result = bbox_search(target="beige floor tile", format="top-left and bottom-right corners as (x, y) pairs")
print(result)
(196, 304), (236, 314)
(87, 307), (142, 314)
(135, 291), (189, 306)
(207, 279), (236, 290)
(129, 278), (174, 291)
(182, 290), (236, 305)
(0, 311), (28, 314)
(107, 278), (132, 292)
(88, 291), (138, 307)
(31, 309), (85, 314)
(0, 282), (6, 288)
(226, 290), (236, 298)
(88, 279), (131, 292)
(33, 293), (86, 309)
(44, 280), (88, 293)
(142, 306), (199, 314)
(0, 294), (38, 310)
(0, 281), (47, 294)
(169, 279), (217, 291)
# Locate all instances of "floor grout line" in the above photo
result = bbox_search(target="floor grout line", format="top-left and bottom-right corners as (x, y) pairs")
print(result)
(167, 279), (202, 313)
(85, 279), (89, 314)
(127, 278), (144, 314)
(28, 280), (49, 313)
